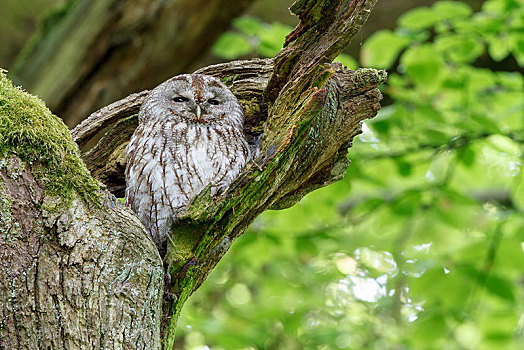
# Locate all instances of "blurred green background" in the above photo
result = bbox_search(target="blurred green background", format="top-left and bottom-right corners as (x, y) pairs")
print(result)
(2, 0), (523, 349)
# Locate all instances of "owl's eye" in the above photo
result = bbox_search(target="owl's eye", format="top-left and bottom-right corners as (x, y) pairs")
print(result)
(173, 96), (189, 102)
(208, 99), (220, 105)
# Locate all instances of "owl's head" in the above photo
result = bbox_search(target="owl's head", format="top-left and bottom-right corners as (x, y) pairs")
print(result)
(139, 74), (244, 127)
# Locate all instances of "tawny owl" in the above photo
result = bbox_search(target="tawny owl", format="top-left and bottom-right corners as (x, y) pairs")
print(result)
(125, 74), (250, 256)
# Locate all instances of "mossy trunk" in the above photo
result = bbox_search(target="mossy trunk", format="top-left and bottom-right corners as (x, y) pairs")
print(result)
(1, 0), (383, 349)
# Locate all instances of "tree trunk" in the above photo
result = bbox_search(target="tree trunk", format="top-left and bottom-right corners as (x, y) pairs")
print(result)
(0, 72), (163, 348)
(9, 0), (256, 127)
(1, 0), (385, 349)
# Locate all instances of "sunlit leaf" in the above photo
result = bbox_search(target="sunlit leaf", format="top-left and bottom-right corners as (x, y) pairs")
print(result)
(482, 0), (522, 14)
(433, 1), (473, 20)
(398, 7), (440, 30)
(511, 164), (524, 211)
(511, 34), (524, 65)
(391, 192), (422, 216)
(361, 30), (411, 68)
(411, 313), (447, 345)
(233, 16), (264, 36)
(434, 34), (484, 63)
(212, 32), (252, 59)
(401, 45), (445, 91)
(258, 22), (292, 57)
(486, 34), (512, 61)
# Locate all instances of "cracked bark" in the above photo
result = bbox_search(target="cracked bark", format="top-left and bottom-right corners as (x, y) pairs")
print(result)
(0, 157), (164, 349)
(1, 0), (384, 349)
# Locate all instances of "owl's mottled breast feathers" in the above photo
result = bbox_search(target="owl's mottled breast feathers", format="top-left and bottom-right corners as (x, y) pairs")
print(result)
(125, 74), (250, 255)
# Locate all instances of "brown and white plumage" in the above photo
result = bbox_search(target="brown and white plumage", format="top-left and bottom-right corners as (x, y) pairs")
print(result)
(125, 74), (250, 255)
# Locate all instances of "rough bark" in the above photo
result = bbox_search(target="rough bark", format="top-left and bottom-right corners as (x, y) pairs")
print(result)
(0, 72), (163, 348)
(10, 0), (255, 127)
(0, 162), (163, 349)
(1, 0), (384, 349)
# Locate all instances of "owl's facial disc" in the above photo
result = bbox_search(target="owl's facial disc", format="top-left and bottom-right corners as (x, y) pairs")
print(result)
(169, 93), (226, 124)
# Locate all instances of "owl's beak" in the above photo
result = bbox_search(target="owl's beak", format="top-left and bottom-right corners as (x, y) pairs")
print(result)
(196, 105), (202, 120)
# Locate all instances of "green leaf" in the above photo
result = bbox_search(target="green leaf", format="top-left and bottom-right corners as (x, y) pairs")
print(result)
(391, 192), (422, 216)
(432, 1), (473, 20)
(232, 16), (264, 36)
(212, 32), (252, 59)
(398, 7), (440, 30)
(486, 35), (511, 61)
(424, 129), (450, 145)
(456, 145), (476, 167)
(511, 163), (524, 211)
(470, 113), (501, 134)
(396, 159), (412, 177)
(435, 34), (484, 63)
(411, 313), (447, 345)
(360, 30), (411, 69)
(484, 274), (517, 303)
(482, 0), (522, 14)
(414, 104), (445, 123)
(401, 45), (445, 91)
(511, 34), (524, 66)
(258, 22), (292, 57)
(295, 236), (318, 258)
(458, 265), (516, 303)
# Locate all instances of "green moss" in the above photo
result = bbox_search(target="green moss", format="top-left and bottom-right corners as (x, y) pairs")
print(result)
(0, 69), (99, 208)
(220, 75), (238, 87)
(241, 98), (258, 115)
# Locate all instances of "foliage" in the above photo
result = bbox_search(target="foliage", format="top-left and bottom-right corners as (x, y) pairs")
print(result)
(183, 1), (524, 349)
